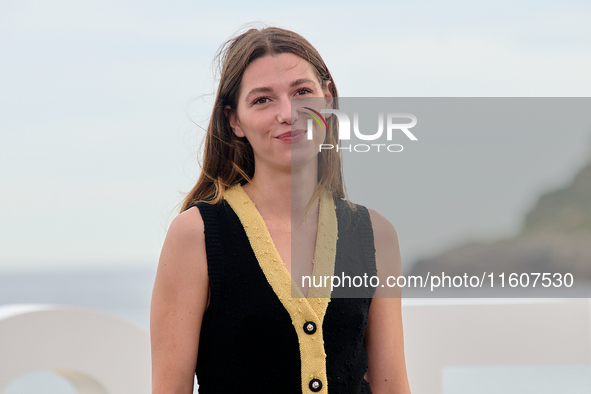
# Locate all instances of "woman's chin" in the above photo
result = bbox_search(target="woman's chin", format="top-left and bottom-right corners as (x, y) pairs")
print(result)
(289, 154), (318, 173)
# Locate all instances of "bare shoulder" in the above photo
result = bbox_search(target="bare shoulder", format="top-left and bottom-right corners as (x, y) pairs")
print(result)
(366, 208), (402, 286)
(364, 210), (410, 392)
(154, 205), (208, 291)
(150, 205), (209, 392)
(366, 208), (399, 244)
(166, 205), (205, 246)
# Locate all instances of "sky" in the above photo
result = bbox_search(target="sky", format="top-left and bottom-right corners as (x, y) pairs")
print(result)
(1, 0), (591, 273)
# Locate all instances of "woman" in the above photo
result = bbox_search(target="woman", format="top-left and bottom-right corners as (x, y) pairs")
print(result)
(150, 26), (411, 394)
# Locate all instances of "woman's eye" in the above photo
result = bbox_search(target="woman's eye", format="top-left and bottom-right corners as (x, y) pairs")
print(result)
(253, 97), (270, 105)
(295, 88), (312, 95)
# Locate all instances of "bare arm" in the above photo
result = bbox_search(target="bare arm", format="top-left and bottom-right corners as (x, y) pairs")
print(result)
(150, 206), (209, 394)
(365, 209), (411, 394)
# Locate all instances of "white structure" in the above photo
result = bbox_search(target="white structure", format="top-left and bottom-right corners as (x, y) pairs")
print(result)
(1, 300), (590, 393)
(403, 299), (591, 393)
(0, 305), (151, 394)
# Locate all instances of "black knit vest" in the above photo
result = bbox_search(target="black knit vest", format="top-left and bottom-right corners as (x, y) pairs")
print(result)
(193, 198), (376, 394)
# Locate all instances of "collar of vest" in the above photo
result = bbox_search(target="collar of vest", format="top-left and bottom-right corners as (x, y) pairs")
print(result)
(223, 184), (337, 394)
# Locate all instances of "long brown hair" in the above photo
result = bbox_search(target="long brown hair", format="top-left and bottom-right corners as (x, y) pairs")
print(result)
(181, 26), (346, 211)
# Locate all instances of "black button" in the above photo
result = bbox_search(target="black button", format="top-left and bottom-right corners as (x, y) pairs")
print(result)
(303, 321), (317, 334)
(309, 378), (322, 392)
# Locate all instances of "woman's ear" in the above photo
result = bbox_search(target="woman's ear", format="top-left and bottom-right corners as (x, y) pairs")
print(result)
(322, 81), (334, 118)
(224, 105), (245, 138)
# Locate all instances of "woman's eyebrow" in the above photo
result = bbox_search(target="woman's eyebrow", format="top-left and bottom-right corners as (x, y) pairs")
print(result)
(244, 79), (317, 101)
(245, 86), (273, 101)
(290, 78), (317, 87)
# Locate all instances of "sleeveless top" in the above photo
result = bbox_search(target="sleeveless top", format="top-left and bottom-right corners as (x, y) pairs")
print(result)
(191, 185), (377, 394)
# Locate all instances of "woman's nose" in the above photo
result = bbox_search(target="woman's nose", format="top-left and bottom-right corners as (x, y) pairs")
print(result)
(276, 97), (293, 125)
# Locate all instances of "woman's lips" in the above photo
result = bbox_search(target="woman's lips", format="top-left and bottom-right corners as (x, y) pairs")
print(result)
(275, 130), (306, 143)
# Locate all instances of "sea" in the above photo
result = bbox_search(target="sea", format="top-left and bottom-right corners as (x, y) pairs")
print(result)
(0, 268), (590, 394)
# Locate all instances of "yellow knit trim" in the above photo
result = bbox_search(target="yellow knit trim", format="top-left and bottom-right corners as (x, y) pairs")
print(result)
(223, 184), (337, 394)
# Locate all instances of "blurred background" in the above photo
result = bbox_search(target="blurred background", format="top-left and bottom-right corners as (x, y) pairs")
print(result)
(1, 0), (590, 392)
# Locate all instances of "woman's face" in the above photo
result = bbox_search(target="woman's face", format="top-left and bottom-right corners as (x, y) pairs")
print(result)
(228, 53), (332, 174)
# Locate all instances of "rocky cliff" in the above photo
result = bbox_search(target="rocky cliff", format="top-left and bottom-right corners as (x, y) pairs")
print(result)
(408, 154), (591, 280)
